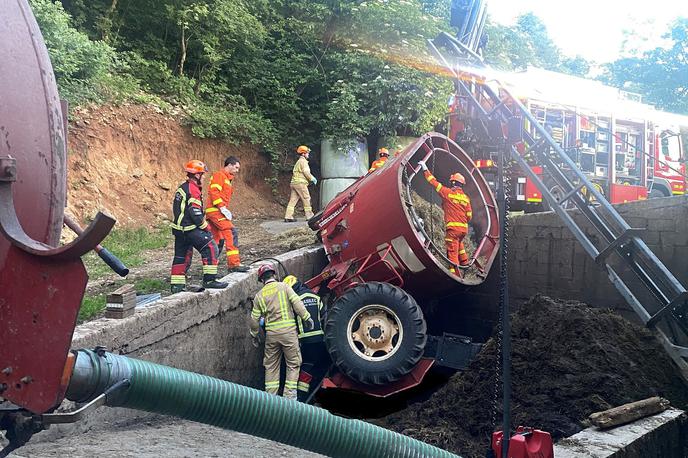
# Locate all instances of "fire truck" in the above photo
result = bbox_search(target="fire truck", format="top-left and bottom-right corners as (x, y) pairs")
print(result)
(448, 67), (687, 211)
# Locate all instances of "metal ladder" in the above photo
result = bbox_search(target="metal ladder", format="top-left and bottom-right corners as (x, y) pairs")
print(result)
(429, 32), (688, 380)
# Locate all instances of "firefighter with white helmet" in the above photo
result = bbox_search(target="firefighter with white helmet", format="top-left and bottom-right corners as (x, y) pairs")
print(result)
(285, 145), (317, 222)
(283, 275), (329, 402)
(250, 263), (314, 400)
(418, 160), (473, 275)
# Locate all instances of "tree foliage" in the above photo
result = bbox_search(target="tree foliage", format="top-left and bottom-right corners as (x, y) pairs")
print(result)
(602, 18), (688, 114)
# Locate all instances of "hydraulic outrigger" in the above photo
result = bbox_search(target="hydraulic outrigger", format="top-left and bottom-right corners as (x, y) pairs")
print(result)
(428, 31), (688, 381)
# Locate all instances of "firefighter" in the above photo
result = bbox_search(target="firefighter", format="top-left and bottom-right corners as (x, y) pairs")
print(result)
(170, 160), (228, 293)
(418, 160), (472, 274)
(368, 147), (390, 173)
(284, 145), (317, 222)
(205, 156), (249, 273)
(283, 275), (330, 403)
(250, 264), (314, 400)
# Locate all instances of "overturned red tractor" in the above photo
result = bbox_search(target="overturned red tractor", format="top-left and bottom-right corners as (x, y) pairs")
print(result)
(307, 133), (500, 395)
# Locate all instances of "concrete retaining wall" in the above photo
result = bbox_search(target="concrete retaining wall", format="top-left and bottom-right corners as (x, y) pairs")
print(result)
(508, 196), (688, 316)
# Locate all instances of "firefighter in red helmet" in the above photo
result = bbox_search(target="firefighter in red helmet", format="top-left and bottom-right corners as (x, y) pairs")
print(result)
(170, 160), (228, 292)
(418, 160), (472, 275)
(250, 263), (314, 400)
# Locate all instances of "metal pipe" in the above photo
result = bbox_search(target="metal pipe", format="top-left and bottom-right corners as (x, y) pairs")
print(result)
(63, 214), (129, 277)
(67, 350), (459, 458)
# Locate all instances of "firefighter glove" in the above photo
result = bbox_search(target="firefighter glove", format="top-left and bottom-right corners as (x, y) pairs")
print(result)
(251, 334), (261, 348)
(310, 177), (318, 186)
(304, 317), (314, 331)
(220, 207), (232, 220)
(418, 160), (428, 171)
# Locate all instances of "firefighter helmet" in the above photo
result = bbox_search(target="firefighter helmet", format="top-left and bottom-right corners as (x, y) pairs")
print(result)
(184, 159), (207, 174)
(297, 145), (311, 155)
(283, 275), (297, 287)
(450, 172), (466, 185)
(378, 147), (389, 157)
(257, 263), (276, 281)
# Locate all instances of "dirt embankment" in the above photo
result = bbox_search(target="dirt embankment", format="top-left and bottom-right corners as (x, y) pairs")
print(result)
(380, 295), (688, 458)
(66, 104), (284, 226)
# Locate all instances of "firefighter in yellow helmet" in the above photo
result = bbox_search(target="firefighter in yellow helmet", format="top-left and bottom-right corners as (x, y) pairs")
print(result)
(285, 145), (317, 222)
(283, 275), (329, 402)
(418, 160), (472, 275)
(368, 147), (390, 173)
(250, 264), (313, 400)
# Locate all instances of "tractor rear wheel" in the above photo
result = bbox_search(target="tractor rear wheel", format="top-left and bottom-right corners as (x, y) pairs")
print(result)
(324, 282), (427, 385)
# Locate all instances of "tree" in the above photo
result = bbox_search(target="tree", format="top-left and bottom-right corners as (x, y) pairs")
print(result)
(602, 18), (688, 113)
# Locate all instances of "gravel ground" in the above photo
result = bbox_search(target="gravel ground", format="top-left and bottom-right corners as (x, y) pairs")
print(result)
(11, 415), (324, 458)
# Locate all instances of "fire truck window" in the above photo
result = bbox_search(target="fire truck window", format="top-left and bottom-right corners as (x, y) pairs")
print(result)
(661, 134), (682, 162)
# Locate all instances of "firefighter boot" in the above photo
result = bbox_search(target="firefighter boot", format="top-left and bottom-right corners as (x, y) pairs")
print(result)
(203, 279), (228, 289)
(171, 284), (185, 294)
(229, 265), (250, 273)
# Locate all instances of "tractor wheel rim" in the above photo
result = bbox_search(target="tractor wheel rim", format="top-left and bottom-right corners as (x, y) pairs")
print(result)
(347, 304), (402, 362)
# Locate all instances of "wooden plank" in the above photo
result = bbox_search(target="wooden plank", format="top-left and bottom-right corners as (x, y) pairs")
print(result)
(589, 397), (670, 429)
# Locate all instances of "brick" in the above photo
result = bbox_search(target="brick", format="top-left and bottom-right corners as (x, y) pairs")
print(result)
(646, 218), (676, 232)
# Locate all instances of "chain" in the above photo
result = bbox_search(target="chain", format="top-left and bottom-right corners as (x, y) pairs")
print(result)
(488, 141), (513, 442)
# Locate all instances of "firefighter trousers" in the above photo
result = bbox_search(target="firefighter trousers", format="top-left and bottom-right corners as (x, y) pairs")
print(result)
(445, 229), (469, 274)
(264, 327), (302, 400)
(206, 212), (241, 267)
(285, 183), (313, 220)
(297, 340), (330, 402)
(170, 228), (219, 286)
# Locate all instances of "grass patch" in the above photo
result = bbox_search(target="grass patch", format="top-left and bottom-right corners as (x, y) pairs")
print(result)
(83, 225), (169, 280)
(135, 278), (167, 294)
(79, 294), (106, 322)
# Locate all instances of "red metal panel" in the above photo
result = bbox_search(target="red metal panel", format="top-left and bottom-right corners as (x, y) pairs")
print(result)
(0, 247), (85, 413)
(320, 358), (435, 398)
(610, 183), (648, 204)
(525, 166), (543, 203)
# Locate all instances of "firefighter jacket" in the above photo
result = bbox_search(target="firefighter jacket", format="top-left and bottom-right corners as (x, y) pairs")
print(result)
(250, 280), (311, 337)
(205, 169), (234, 214)
(292, 282), (325, 344)
(171, 179), (208, 232)
(291, 156), (314, 185)
(424, 170), (472, 231)
(368, 156), (388, 173)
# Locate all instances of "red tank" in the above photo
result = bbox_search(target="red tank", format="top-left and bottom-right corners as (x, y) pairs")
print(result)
(307, 132), (499, 391)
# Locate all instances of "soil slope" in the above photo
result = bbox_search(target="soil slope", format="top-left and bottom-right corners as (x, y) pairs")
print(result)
(380, 295), (688, 458)
(66, 104), (283, 226)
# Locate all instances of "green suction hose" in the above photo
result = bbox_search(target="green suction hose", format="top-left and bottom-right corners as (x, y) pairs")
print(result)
(66, 350), (459, 458)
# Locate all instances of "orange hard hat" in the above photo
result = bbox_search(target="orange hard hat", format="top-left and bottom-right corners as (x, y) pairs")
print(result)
(450, 172), (466, 185)
(378, 147), (389, 157)
(184, 159), (207, 174)
(297, 145), (311, 155)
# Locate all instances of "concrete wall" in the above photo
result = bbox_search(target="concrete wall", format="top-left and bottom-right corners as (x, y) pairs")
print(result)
(508, 196), (688, 315)
(73, 246), (327, 387)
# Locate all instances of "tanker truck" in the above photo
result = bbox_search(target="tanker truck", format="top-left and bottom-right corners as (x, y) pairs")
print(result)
(304, 133), (500, 396)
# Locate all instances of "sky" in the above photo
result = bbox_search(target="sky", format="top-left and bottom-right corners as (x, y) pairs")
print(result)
(487, 0), (688, 63)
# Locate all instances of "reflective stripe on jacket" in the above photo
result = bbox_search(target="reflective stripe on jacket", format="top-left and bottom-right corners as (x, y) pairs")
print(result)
(295, 291), (324, 341)
(250, 280), (311, 336)
(205, 169), (234, 215)
(170, 180), (208, 231)
(291, 156), (313, 184)
(424, 170), (472, 231)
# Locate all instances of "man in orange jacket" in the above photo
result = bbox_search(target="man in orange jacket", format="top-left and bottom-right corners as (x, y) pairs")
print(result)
(418, 160), (472, 275)
(205, 156), (249, 273)
(368, 147), (390, 173)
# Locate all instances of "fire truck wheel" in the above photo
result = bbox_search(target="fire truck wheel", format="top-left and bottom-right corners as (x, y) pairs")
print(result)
(649, 187), (667, 199)
(325, 281), (427, 385)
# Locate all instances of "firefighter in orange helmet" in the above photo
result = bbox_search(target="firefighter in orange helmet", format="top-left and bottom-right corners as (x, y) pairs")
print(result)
(170, 160), (228, 293)
(285, 145), (317, 222)
(368, 147), (390, 173)
(418, 160), (472, 275)
(205, 156), (249, 273)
